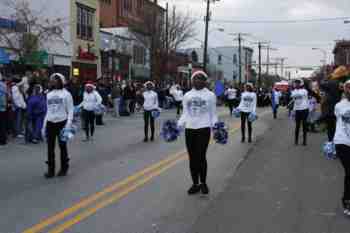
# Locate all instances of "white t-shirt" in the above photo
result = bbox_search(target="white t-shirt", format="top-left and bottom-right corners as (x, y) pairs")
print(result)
(238, 92), (257, 113)
(178, 88), (218, 129)
(79, 91), (102, 111)
(173, 89), (184, 102)
(273, 90), (282, 105)
(44, 89), (74, 126)
(143, 90), (159, 111)
(291, 89), (309, 111)
(334, 99), (350, 146)
(225, 88), (238, 100)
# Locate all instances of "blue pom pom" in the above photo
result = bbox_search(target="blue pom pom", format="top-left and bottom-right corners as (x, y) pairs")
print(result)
(248, 112), (258, 122)
(151, 109), (160, 119)
(232, 108), (241, 118)
(94, 104), (107, 115)
(323, 141), (337, 160)
(213, 122), (229, 145)
(60, 125), (77, 142)
(74, 106), (81, 117)
(161, 119), (181, 142)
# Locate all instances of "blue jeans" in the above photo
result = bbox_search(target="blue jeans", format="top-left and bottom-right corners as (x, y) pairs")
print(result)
(14, 108), (24, 136)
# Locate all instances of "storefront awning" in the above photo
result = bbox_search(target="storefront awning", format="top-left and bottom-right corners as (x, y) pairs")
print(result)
(0, 48), (10, 64)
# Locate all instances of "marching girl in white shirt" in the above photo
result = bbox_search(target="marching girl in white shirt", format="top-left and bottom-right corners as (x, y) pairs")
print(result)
(78, 82), (102, 141)
(142, 81), (159, 142)
(334, 80), (350, 215)
(178, 71), (218, 195)
(291, 79), (309, 146)
(225, 85), (238, 116)
(42, 73), (74, 178)
(237, 83), (257, 143)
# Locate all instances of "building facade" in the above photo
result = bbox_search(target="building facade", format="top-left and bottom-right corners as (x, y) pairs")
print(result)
(333, 40), (350, 67)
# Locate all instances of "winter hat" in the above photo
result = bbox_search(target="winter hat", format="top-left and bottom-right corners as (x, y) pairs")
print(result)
(50, 73), (66, 84)
(144, 81), (155, 87)
(191, 71), (208, 81)
(344, 80), (350, 88)
(85, 81), (96, 89)
(294, 78), (304, 86)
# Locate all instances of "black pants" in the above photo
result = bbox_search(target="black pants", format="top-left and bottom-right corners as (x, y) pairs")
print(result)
(144, 111), (155, 139)
(241, 112), (252, 140)
(336, 144), (350, 207)
(175, 101), (182, 115)
(96, 114), (104, 125)
(83, 110), (95, 138)
(185, 128), (211, 185)
(227, 99), (236, 115)
(46, 121), (69, 171)
(273, 105), (279, 119)
(0, 111), (7, 145)
(326, 116), (337, 141)
(295, 109), (309, 144)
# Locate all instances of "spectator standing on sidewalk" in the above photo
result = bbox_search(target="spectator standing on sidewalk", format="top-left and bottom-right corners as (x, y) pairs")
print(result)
(42, 73), (74, 178)
(172, 85), (184, 116)
(0, 74), (7, 146)
(123, 82), (133, 114)
(142, 81), (159, 142)
(238, 83), (257, 143)
(11, 77), (27, 138)
(111, 83), (122, 117)
(334, 80), (350, 215)
(225, 85), (238, 116)
(79, 82), (102, 141)
(178, 71), (218, 195)
(26, 85), (46, 143)
(96, 80), (108, 125)
(291, 79), (309, 146)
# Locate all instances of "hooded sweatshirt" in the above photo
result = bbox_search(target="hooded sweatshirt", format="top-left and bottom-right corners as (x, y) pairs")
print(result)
(27, 94), (47, 119)
(238, 91), (257, 113)
(178, 88), (218, 129)
(79, 91), (102, 111)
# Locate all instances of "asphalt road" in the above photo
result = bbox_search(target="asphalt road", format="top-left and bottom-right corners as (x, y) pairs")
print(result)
(0, 107), (273, 233)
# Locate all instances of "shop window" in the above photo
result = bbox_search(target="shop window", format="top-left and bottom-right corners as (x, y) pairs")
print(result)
(77, 4), (95, 41)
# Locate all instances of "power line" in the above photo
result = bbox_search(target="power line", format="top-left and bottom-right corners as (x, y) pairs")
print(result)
(192, 16), (350, 24)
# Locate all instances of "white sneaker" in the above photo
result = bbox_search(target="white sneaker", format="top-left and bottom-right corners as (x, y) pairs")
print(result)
(17, 134), (24, 138)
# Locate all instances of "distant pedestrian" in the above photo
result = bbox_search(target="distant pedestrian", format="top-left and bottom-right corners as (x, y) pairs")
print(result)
(79, 82), (102, 141)
(42, 73), (74, 178)
(172, 85), (184, 116)
(178, 71), (218, 195)
(225, 85), (238, 116)
(111, 83), (122, 117)
(237, 83), (257, 143)
(271, 87), (282, 119)
(291, 79), (309, 146)
(334, 80), (350, 216)
(0, 74), (7, 146)
(11, 78), (26, 138)
(142, 81), (159, 142)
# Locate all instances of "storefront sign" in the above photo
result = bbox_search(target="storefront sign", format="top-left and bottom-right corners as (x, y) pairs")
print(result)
(77, 45), (97, 61)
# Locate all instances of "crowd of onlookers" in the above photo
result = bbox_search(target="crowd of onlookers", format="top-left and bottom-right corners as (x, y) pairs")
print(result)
(0, 70), (192, 146)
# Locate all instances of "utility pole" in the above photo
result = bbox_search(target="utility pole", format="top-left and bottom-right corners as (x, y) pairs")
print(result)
(203, 0), (211, 73)
(258, 42), (261, 87)
(238, 34), (242, 85)
(165, 2), (169, 80)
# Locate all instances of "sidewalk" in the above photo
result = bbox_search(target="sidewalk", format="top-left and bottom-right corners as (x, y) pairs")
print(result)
(191, 116), (349, 233)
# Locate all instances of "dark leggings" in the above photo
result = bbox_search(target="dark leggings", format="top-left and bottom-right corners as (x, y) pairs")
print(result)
(46, 121), (69, 170)
(295, 109), (309, 144)
(326, 116), (337, 141)
(175, 101), (182, 115)
(144, 111), (155, 139)
(241, 112), (252, 140)
(336, 144), (350, 207)
(83, 110), (95, 138)
(227, 99), (235, 115)
(185, 128), (211, 185)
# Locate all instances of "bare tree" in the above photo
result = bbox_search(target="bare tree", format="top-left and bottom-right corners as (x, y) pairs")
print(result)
(130, 6), (197, 80)
(0, 0), (68, 63)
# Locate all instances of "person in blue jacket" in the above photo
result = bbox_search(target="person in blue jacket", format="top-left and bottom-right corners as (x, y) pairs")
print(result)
(27, 84), (47, 143)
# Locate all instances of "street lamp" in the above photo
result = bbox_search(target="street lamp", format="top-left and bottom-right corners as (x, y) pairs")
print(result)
(312, 47), (327, 79)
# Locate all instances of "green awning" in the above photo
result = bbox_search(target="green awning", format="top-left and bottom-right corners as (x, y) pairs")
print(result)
(19, 50), (48, 67)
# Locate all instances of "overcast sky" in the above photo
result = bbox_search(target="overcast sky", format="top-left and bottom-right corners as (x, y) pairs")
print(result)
(158, 0), (350, 69)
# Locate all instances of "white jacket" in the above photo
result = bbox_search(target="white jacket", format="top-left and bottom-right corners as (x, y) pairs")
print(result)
(238, 92), (257, 113)
(143, 90), (159, 111)
(11, 85), (26, 109)
(79, 91), (102, 111)
(178, 88), (218, 129)
(291, 89), (309, 111)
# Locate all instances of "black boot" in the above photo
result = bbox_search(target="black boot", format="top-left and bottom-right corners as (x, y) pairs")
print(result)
(303, 133), (307, 146)
(57, 159), (69, 177)
(44, 161), (55, 179)
(295, 135), (299, 146)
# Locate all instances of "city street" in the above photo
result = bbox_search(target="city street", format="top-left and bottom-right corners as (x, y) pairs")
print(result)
(1, 107), (272, 233)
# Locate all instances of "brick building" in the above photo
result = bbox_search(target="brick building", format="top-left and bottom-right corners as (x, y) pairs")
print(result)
(333, 40), (350, 67)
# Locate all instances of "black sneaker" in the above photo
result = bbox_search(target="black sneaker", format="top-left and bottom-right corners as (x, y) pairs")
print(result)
(143, 138), (148, 142)
(200, 183), (209, 195)
(343, 200), (350, 216)
(187, 184), (201, 195)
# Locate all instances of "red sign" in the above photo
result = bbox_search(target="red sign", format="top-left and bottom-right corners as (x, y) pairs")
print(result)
(77, 46), (97, 61)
